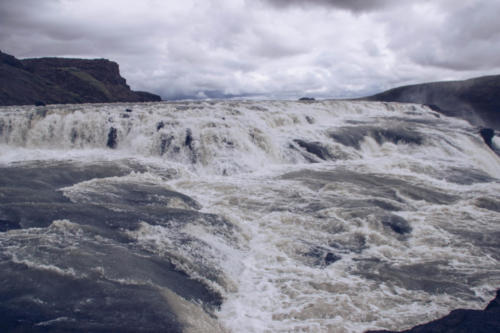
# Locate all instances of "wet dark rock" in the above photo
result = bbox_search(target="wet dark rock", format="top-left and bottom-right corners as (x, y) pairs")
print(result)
(381, 214), (412, 235)
(299, 97), (315, 101)
(157, 121), (165, 131)
(222, 138), (234, 147)
(70, 128), (78, 143)
(125, 108), (132, 112)
(120, 113), (130, 118)
(479, 128), (495, 150)
(107, 127), (118, 149)
(304, 246), (341, 267)
(305, 116), (315, 124)
(329, 233), (367, 255)
(426, 104), (442, 112)
(367, 289), (500, 333)
(293, 139), (332, 161)
(185, 129), (193, 149)
(324, 252), (341, 265)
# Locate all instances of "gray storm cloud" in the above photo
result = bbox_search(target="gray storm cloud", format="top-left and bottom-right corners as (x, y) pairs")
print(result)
(385, 0), (500, 71)
(1, 0), (499, 100)
(262, 0), (395, 12)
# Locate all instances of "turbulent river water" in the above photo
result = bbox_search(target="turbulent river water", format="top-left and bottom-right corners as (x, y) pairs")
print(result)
(0, 100), (499, 332)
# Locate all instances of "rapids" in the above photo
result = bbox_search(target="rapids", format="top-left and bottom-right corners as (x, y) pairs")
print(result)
(0, 100), (499, 332)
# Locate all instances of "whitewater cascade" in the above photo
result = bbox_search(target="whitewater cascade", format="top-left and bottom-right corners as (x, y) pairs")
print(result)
(0, 100), (499, 332)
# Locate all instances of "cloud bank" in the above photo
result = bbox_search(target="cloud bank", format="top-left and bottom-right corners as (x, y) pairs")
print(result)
(262, 0), (396, 12)
(1, 0), (499, 100)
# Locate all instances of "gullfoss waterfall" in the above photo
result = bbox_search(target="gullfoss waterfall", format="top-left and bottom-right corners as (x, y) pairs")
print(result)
(0, 100), (499, 332)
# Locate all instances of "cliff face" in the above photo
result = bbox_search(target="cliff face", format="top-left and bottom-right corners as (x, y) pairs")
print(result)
(365, 75), (500, 130)
(0, 51), (161, 106)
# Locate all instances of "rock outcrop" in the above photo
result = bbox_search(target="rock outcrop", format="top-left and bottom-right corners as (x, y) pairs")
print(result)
(365, 75), (500, 130)
(0, 50), (161, 106)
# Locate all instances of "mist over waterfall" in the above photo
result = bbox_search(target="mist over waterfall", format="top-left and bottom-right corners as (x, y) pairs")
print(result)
(1, 100), (499, 332)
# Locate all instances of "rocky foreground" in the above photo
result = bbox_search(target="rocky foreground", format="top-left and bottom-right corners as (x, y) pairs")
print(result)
(0, 51), (161, 106)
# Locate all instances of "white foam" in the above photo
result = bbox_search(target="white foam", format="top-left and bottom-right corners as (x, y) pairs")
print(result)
(166, 165), (499, 332)
(492, 135), (500, 151)
(1, 100), (499, 332)
(2, 100), (472, 176)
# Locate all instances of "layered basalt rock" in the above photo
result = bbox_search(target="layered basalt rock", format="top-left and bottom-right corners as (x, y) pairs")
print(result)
(0, 50), (161, 106)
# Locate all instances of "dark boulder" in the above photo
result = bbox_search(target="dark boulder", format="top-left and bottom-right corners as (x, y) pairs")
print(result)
(305, 116), (315, 124)
(426, 104), (442, 112)
(304, 246), (341, 267)
(324, 252), (341, 265)
(479, 128), (495, 150)
(157, 121), (165, 131)
(299, 97), (315, 101)
(107, 127), (118, 149)
(185, 129), (193, 149)
(293, 139), (332, 161)
(381, 214), (412, 235)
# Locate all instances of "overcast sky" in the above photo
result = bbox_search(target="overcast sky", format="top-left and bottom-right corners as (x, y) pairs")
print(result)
(1, 0), (500, 100)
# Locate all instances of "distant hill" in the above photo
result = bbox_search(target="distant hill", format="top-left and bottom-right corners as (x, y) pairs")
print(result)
(0, 51), (161, 106)
(365, 75), (500, 130)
